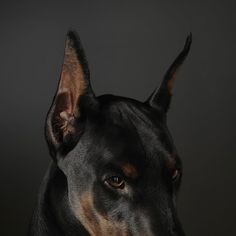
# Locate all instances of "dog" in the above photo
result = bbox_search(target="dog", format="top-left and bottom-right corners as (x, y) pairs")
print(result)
(29, 31), (191, 236)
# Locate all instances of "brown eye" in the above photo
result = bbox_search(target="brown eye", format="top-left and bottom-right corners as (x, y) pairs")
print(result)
(105, 176), (125, 189)
(172, 169), (180, 182)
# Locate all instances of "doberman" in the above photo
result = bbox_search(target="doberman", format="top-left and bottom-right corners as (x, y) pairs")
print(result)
(29, 31), (192, 236)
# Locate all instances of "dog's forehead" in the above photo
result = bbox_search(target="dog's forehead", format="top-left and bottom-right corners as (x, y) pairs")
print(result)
(81, 96), (174, 163)
(97, 95), (164, 127)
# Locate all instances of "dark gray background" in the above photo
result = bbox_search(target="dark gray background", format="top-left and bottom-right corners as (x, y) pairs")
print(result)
(0, 0), (235, 235)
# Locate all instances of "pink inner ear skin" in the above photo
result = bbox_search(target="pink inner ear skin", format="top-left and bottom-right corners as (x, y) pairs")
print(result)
(59, 110), (76, 139)
(51, 37), (89, 143)
(46, 31), (94, 148)
(56, 39), (88, 117)
(60, 111), (73, 121)
(58, 69), (78, 116)
(51, 91), (77, 142)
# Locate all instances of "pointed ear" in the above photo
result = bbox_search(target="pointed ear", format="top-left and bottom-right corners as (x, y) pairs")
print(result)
(146, 34), (192, 113)
(45, 31), (97, 157)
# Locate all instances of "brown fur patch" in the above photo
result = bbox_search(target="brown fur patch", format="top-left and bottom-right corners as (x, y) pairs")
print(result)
(79, 193), (102, 236)
(122, 163), (138, 179)
(76, 192), (131, 236)
(167, 71), (177, 95)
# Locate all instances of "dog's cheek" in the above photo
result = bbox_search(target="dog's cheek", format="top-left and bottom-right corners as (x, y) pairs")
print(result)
(92, 181), (119, 218)
(70, 191), (124, 236)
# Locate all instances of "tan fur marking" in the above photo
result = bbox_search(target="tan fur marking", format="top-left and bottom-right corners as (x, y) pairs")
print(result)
(122, 163), (138, 179)
(76, 193), (131, 236)
(167, 73), (176, 95)
(79, 194), (101, 236)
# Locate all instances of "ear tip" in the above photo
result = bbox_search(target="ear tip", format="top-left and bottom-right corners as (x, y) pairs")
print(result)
(66, 29), (81, 48)
(184, 32), (192, 51)
(188, 32), (192, 39)
(67, 29), (78, 38)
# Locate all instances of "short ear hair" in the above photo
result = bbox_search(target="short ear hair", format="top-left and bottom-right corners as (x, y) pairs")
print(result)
(146, 34), (192, 113)
(45, 31), (97, 158)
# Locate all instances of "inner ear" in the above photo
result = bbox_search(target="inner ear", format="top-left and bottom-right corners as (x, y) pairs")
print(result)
(45, 31), (96, 155)
(52, 34), (88, 143)
(58, 37), (88, 116)
(51, 92), (78, 144)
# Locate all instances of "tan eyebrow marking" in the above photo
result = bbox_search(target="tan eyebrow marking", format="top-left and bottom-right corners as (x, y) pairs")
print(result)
(121, 163), (138, 179)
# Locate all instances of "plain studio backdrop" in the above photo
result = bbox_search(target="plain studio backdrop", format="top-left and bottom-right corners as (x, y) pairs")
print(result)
(0, 1), (235, 235)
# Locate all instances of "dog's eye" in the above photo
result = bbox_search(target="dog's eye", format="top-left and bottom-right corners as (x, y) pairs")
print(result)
(172, 169), (180, 182)
(105, 176), (125, 189)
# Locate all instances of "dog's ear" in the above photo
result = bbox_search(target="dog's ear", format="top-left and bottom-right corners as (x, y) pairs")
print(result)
(146, 34), (192, 113)
(45, 31), (97, 157)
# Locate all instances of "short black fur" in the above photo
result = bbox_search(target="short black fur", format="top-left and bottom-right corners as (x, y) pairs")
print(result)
(29, 31), (191, 236)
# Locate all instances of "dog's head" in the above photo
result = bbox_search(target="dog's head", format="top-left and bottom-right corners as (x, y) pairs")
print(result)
(45, 31), (191, 236)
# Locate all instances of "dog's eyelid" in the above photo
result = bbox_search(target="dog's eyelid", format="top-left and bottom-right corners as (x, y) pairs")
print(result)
(104, 175), (125, 189)
(102, 172), (123, 181)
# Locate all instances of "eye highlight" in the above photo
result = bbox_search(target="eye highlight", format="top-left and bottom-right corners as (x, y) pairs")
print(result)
(104, 176), (125, 189)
